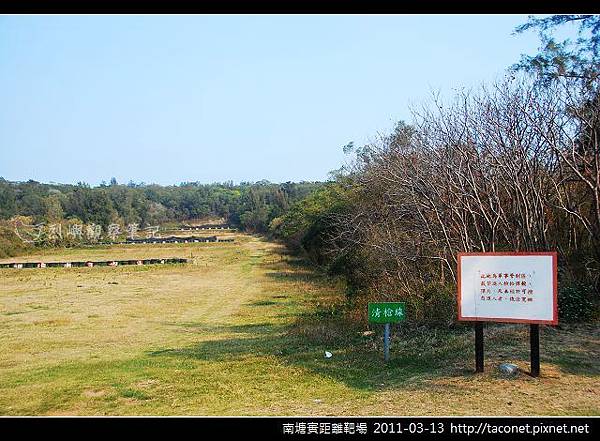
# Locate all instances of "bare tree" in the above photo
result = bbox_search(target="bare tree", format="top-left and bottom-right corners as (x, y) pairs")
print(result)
(326, 75), (599, 322)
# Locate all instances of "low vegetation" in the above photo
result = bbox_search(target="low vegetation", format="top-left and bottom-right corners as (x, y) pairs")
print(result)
(0, 223), (32, 259)
(0, 237), (598, 415)
(0, 15), (598, 416)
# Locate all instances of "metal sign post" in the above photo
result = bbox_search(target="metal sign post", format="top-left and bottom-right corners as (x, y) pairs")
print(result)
(475, 321), (484, 373)
(530, 324), (540, 377)
(383, 323), (390, 362)
(368, 302), (406, 363)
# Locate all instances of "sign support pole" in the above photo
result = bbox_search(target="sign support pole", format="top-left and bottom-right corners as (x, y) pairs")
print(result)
(530, 324), (540, 377)
(384, 323), (390, 363)
(368, 302), (405, 363)
(475, 321), (484, 373)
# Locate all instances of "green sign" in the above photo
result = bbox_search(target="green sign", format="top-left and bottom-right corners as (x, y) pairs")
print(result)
(368, 302), (406, 324)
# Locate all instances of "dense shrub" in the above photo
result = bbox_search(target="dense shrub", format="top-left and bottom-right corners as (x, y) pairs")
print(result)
(0, 224), (32, 259)
(420, 283), (457, 327)
(558, 283), (597, 323)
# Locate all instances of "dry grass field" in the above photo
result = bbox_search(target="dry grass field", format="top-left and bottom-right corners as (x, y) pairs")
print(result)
(0, 234), (598, 415)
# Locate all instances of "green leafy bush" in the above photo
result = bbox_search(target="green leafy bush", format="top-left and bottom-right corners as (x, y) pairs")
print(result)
(400, 283), (457, 328)
(558, 283), (597, 323)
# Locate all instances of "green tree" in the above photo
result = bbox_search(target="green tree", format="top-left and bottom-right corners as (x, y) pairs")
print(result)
(513, 15), (600, 83)
(44, 194), (64, 222)
(0, 178), (17, 219)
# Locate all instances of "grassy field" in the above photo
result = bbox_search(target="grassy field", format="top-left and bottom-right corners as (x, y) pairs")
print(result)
(0, 234), (598, 415)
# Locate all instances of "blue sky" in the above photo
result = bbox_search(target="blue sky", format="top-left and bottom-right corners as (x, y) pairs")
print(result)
(0, 15), (545, 186)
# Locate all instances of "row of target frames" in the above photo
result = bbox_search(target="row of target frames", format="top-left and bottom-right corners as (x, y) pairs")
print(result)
(0, 258), (189, 269)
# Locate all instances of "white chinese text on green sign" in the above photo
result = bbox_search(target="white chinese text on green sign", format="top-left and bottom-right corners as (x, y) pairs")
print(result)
(368, 302), (406, 324)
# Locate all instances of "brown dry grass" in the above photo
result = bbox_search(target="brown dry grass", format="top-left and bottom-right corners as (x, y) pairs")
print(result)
(0, 234), (598, 415)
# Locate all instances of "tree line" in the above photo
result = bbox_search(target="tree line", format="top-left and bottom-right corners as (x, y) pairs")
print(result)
(270, 16), (600, 324)
(1, 15), (598, 323)
(0, 179), (320, 249)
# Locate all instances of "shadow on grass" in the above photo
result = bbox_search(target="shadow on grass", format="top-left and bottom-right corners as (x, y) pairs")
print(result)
(150, 320), (599, 394)
(264, 271), (318, 283)
(148, 315), (481, 392)
(457, 324), (600, 378)
(149, 247), (599, 391)
(248, 300), (279, 307)
(540, 325), (600, 377)
(162, 321), (279, 335)
(550, 350), (600, 376)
